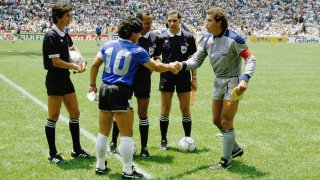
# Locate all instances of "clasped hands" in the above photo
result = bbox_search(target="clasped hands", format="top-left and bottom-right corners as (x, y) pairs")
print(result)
(72, 61), (87, 73)
(168, 61), (182, 74)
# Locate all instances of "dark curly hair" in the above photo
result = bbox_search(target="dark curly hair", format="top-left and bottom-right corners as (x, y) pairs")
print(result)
(52, 3), (73, 24)
(118, 16), (143, 39)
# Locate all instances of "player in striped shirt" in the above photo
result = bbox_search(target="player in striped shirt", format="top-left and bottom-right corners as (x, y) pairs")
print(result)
(177, 7), (256, 170)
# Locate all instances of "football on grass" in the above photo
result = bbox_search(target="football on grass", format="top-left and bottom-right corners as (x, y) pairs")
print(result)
(178, 137), (196, 152)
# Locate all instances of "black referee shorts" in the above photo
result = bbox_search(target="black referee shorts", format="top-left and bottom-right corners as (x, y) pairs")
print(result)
(159, 71), (191, 93)
(45, 73), (75, 96)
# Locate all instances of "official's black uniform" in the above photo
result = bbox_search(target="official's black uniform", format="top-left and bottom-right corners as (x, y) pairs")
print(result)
(132, 31), (161, 98)
(159, 29), (197, 92)
(43, 25), (74, 96)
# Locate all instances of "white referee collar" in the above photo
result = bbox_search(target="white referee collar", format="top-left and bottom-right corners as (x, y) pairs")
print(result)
(142, 32), (150, 38)
(167, 28), (181, 37)
(53, 25), (65, 37)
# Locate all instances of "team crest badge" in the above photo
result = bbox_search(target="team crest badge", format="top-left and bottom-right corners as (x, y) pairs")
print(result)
(163, 40), (169, 47)
(181, 45), (187, 54)
(149, 47), (154, 56)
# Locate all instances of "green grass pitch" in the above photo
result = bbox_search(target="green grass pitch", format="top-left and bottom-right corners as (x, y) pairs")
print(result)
(0, 40), (319, 179)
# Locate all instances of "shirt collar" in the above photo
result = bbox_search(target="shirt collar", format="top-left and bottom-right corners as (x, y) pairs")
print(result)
(167, 28), (181, 37)
(142, 32), (150, 38)
(53, 25), (65, 37)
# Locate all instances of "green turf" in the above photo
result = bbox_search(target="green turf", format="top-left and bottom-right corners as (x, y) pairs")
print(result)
(0, 40), (319, 179)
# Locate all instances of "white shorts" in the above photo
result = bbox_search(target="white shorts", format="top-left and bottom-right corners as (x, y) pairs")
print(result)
(212, 76), (241, 101)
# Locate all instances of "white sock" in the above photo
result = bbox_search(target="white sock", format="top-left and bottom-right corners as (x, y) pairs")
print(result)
(96, 133), (107, 169)
(119, 136), (134, 174)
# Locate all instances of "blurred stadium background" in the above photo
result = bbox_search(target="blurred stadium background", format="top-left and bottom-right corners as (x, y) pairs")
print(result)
(1, 0), (320, 42)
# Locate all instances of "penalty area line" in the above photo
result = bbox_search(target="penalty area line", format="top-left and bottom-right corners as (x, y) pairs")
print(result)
(0, 73), (154, 179)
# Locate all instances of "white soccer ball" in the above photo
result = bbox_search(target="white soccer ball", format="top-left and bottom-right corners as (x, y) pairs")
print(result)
(69, 51), (83, 65)
(178, 137), (196, 152)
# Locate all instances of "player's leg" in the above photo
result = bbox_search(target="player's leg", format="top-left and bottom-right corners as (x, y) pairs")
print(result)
(132, 70), (152, 157)
(63, 92), (81, 151)
(46, 95), (63, 163)
(210, 77), (233, 169)
(212, 77), (243, 156)
(137, 97), (151, 157)
(98, 35), (101, 45)
(96, 111), (113, 174)
(177, 92), (191, 137)
(228, 77), (243, 157)
(12, 35), (17, 43)
(18, 34), (22, 43)
(221, 100), (238, 156)
(160, 91), (173, 149)
(115, 109), (143, 178)
(110, 118), (119, 154)
(63, 92), (93, 158)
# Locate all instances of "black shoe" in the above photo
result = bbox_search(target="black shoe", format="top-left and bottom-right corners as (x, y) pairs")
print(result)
(140, 147), (151, 158)
(232, 148), (244, 159)
(95, 161), (111, 175)
(209, 157), (231, 170)
(160, 139), (168, 150)
(122, 166), (144, 179)
(71, 149), (94, 158)
(48, 153), (66, 164)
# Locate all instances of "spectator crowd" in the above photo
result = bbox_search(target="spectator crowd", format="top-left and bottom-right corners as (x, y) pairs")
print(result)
(1, 0), (319, 37)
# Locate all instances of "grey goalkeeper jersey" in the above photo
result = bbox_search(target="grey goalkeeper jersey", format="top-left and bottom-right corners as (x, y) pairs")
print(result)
(184, 29), (256, 79)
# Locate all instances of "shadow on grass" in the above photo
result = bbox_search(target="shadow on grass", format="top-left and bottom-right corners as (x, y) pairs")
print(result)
(166, 146), (211, 154)
(168, 164), (210, 179)
(228, 161), (269, 178)
(133, 147), (210, 164)
(167, 161), (268, 179)
(56, 157), (95, 170)
(106, 172), (123, 180)
(133, 154), (175, 164)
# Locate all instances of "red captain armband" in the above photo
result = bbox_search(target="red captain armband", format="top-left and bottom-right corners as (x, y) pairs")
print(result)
(239, 48), (252, 60)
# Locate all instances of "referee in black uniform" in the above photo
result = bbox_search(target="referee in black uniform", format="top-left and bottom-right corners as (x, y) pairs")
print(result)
(42, 2), (93, 164)
(159, 10), (197, 150)
(110, 10), (162, 158)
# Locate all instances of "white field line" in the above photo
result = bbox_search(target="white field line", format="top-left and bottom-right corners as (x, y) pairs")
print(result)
(0, 73), (154, 179)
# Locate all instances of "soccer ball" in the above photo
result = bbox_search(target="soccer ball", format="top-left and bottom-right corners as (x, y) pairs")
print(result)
(178, 137), (196, 152)
(69, 50), (83, 65)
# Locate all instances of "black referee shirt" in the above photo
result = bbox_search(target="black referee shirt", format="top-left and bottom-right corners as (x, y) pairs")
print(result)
(43, 25), (73, 75)
(160, 29), (197, 63)
(135, 31), (162, 77)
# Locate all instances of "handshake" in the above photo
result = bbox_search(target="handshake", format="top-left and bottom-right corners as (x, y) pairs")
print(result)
(167, 61), (182, 74)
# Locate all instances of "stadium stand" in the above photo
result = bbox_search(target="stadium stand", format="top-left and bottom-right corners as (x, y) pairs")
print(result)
(0, 0), (319, 36)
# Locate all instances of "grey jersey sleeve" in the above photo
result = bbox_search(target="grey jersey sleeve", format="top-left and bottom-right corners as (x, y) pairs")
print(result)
(243, 55), (256, 78)
(185, 45), (208, 70)
(183, 35), (209, 70)
(233, 40), (256, 79)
